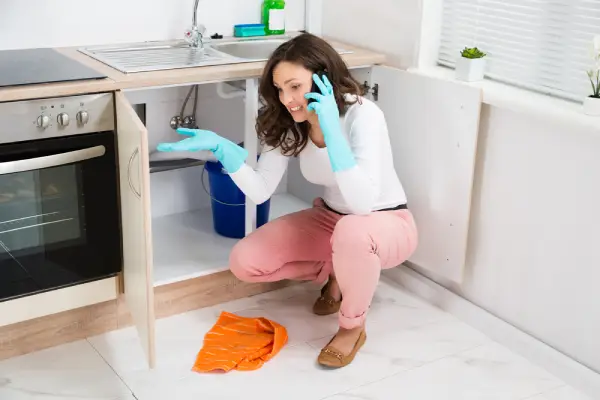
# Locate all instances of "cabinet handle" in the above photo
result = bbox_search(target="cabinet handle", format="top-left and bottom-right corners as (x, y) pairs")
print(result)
(127, 147), (141, 199)
(0, 146), (105, 175)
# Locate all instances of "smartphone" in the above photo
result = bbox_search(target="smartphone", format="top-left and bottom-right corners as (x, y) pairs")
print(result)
(308, 70), (327, 104)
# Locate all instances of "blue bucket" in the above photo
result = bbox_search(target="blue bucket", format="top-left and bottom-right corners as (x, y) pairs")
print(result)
(203, 159), (270, 239)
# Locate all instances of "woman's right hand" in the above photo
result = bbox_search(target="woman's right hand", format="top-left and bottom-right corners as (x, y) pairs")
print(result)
(156, 128), (249, 173)
(157, 128), (222, 152)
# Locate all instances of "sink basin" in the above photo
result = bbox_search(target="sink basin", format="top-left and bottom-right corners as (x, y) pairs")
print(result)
(212, 38), (352, 61)
(79, 37), (353, 74)
(211, 39), (288, 61)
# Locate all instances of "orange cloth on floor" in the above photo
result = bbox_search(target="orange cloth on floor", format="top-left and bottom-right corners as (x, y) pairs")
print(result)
(192, 311), (288, 373)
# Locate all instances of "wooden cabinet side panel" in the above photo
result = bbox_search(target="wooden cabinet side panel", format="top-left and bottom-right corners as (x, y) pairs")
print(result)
(115, 91), (156, 368)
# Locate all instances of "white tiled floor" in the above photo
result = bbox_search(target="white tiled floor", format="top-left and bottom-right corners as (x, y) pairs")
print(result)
(0, 278), (593, 400)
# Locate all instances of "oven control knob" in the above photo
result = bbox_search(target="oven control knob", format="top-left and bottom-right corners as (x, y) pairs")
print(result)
(36, 114), (50, 129)
(76, 110), (89, 125)
(57, 112), (70, 127)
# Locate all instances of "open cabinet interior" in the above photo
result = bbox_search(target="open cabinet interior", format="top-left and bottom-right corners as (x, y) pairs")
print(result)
(123, 81), (313, 288)
(149, 189), (310, 286)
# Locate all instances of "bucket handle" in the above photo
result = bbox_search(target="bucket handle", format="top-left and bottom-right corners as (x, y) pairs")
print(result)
(201, 165), (246, 206)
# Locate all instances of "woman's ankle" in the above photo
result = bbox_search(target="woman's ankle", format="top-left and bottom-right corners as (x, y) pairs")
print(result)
(337, 324), (364, 334)
(326, 277), (342, 301)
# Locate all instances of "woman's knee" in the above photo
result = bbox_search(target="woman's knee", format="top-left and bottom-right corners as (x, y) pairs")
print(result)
(331, 216), (374, 253)
(229, 238), (264, 282)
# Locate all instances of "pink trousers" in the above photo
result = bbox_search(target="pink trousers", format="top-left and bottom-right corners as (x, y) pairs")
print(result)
(229, 198), (418, 329)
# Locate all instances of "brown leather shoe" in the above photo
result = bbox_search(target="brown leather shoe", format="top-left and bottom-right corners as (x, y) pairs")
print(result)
(312, 279), (341, 315)
(317, 330), (367, 368)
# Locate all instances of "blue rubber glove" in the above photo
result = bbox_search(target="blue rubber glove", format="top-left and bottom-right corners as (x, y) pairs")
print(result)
(156, 128), (248, 173)
(305, 73), (357, 172)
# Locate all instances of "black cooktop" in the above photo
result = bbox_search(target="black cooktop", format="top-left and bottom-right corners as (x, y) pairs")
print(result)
(0, 48), (107, 88)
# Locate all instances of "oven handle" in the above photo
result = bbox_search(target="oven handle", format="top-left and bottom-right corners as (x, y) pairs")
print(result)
(0, 145), (106, 175)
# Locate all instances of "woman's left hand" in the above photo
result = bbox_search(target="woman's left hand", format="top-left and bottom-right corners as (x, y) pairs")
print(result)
(305, 74), (341, 139)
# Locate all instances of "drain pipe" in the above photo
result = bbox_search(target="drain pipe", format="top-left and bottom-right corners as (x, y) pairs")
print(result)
(216, 81), (246, 99)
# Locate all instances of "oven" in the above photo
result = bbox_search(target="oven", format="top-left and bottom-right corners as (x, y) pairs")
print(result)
(0, 93), (122, 302)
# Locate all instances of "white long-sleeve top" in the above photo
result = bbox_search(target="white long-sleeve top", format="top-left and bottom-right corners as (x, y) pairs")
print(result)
(229, 95), (407, 215)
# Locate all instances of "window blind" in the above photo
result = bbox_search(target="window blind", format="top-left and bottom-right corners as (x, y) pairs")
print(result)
(438, 0), (600, 102)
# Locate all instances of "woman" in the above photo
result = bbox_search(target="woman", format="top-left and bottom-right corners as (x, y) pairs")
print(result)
(157, 33), (418, 368)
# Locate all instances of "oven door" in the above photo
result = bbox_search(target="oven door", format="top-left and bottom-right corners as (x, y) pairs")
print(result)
(0, 131), (121, 302)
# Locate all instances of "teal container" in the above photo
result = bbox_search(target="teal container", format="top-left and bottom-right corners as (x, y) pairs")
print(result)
(234, 24), (266, 38)
(262, 0), (286, 35)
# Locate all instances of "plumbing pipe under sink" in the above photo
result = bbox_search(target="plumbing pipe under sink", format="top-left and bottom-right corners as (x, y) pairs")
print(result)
(216, 81), (245, 99)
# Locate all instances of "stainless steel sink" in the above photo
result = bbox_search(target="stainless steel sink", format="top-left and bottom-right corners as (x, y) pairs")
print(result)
(79, 37), (353, 74)
(211, 39), (289, 61)
(78, 40), (240, 73)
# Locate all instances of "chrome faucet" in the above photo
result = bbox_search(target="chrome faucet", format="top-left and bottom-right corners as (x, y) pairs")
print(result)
(184, 0), (207, 48)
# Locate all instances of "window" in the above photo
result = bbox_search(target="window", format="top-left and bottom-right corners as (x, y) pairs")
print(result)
(438, 0), (600, 102)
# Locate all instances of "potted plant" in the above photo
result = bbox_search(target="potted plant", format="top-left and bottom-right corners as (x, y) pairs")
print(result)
(584, 35), (600, 116)
(455, 47), (487, 82)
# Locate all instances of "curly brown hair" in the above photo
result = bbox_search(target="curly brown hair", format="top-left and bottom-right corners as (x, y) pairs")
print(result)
(256, 33), (364, 156)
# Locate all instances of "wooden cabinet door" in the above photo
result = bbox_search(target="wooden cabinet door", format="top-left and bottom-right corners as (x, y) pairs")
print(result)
(368, 66), (482, 283)
(115, 91), (156, 368)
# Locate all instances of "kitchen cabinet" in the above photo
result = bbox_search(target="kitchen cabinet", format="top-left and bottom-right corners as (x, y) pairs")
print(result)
(113, 65), (482, 369)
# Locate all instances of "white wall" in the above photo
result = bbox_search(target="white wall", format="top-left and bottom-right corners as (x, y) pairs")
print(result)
(322, 0), (421, 68)
(0, 0), (306, 50)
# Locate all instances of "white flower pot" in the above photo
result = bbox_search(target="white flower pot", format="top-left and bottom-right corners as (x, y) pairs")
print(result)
(583, 96), (600, 116)
(455, 57), (487, 82)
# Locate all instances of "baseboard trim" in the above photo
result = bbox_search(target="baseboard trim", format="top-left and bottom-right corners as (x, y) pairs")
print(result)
(382, 265), (600, 399)
(0, 271), (293, 361)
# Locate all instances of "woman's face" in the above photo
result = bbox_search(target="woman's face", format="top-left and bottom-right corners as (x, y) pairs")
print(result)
(272, 61), (316, 123)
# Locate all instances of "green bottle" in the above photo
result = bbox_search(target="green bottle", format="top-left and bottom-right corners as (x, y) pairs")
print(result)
(262, 0), (286, 35)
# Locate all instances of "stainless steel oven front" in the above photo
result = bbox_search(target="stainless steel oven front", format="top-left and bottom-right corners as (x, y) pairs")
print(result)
(0, 93), (122, 302)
